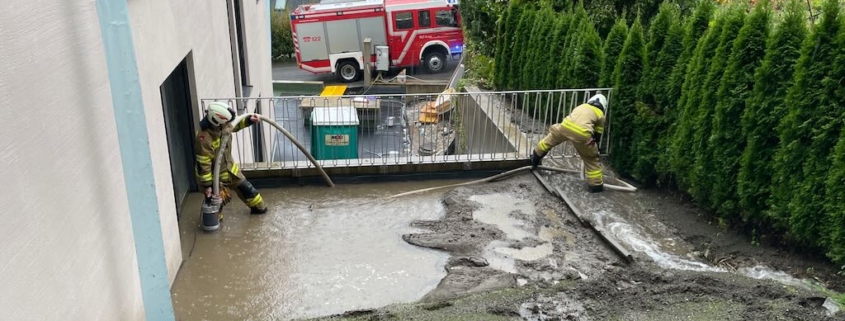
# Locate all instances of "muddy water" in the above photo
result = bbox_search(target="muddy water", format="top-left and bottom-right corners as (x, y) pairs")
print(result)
(543, 164), (830, 290)
(172, 180), (468, 321)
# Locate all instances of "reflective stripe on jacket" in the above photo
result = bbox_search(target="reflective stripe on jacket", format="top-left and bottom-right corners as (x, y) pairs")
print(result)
(194, 117), (254, 187)
(563, 103), (606, 137)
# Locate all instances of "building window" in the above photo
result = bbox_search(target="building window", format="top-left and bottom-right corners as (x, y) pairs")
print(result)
(435, 9), (457, 27)
(395, 12), (413, 30)
(418, 10), (431, 28)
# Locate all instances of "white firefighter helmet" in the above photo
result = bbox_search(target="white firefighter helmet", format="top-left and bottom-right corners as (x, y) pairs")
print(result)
(587, 94), (608, 110)
(206, 102), (235, 126)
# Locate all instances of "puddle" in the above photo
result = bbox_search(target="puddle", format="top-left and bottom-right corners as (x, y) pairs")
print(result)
(469, 193), (560, 274)
(494, 242), (555, 261)
(172, 180), (465, 320)
(469, 193), (536, 240)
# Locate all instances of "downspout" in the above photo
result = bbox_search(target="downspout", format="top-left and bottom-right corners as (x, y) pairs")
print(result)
(95, 1), (176, 321)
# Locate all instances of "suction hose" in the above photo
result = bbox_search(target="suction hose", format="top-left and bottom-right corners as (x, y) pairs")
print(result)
(212, 113), (335, 198)
(388, 165), (576, 198)
(388, 164), (637, 198)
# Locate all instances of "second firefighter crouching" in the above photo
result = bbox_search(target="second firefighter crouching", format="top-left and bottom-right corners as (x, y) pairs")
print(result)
(530, 94), (608, 193)
(195, 102), (268, 231)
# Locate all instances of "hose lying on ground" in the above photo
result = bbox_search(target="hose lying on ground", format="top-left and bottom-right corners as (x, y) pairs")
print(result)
(387, 164), (636, 198)
(387, 165), (572, 198)
(212, 113), (335, 198)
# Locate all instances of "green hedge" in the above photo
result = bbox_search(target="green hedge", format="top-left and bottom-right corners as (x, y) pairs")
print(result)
(737, 0), (807, 229)
(770, 0), (844, 246)
(475, 0), (845, 266)
(610, 17), (647, 177)
(708, 2), (771, 219)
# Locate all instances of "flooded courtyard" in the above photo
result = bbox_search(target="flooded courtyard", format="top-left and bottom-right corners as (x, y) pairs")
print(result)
(171, 179), (469, 320)
(170, 167), (845, 321)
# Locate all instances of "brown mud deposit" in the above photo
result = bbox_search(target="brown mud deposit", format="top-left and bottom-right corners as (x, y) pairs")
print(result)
(402, 175), (620, 301)
(311, 168), (845, 320)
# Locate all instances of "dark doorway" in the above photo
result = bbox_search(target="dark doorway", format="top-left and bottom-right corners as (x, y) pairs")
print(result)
(160, 58), (196, 219)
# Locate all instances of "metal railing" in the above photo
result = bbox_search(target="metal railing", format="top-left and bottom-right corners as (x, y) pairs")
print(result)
(200, 88), (613, 170)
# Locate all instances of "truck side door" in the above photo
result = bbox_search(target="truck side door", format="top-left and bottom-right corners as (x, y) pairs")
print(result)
(389, 11), (415, 66)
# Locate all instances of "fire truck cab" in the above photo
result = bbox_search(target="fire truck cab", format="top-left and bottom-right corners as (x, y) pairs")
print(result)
(291, 0), (463, 83)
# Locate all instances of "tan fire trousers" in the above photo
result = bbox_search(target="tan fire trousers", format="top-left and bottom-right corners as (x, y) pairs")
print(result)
(535, 124), (603, 186)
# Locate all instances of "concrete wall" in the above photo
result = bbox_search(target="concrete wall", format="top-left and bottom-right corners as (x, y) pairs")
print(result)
(0, 1), (144, 320)
(0, 0), (272, 320)
(456, 92), (520, 155)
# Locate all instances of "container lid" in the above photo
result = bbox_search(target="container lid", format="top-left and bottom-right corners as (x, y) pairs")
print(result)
(311, 106), (359, 126)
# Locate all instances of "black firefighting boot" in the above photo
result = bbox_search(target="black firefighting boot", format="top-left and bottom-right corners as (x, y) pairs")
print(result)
(250, 206), (268, 214)
(588, 184), (604, 193)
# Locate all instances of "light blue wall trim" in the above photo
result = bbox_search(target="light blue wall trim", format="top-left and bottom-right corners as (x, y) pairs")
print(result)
(95, 1), (176, 320)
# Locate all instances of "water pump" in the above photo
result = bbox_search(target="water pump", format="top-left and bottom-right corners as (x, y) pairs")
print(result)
(201, 195), (223, 231)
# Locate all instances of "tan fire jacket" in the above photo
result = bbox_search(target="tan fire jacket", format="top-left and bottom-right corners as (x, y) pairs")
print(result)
(561, 103), (605, 138)
(194, 117), (256, 188)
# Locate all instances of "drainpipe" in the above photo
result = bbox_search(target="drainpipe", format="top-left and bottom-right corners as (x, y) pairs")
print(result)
(95, 1), (176, 321)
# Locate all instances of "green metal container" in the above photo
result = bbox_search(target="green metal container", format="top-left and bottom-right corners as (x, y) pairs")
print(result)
(310, 107), (359, 160)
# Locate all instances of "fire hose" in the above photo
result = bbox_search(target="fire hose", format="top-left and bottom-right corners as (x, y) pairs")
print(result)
(203, 113), (335, 231)
(388, 164), (636, 198)
(212, 113), (335, 197)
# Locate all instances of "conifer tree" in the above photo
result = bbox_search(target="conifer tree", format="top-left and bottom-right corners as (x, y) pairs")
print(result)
(708, 1), (771, 218)
(523, 7), (556, 90)
(600, 18), (628, 87)
(638, 1), (677, 107)
(670, 17), (723, 189)
(493, 4), (512, 89)
(737, 0), (806, 227)
(610, 17), (646, 177)
(666, 0), (716, 113)
(545, 13), (572, 89)
(824, 132), (845, 264)
(558, 3), (588, 90)
(660, 1), (716, 178)
(633, 1), (684, 184)
(507, 8), (536, 90)
(781, 0), (845, 245)
(769, 0), (842, 241)
(687, 4), (745, 207)
(572, 19), (603, 89)
(494, 2), (523, 90)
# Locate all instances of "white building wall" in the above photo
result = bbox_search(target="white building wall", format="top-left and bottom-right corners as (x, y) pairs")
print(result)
(0, 1), (144, 320)
(0, 0), (272, 320)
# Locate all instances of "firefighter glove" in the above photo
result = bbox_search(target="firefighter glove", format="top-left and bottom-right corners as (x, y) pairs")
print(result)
(530, 150), (545, 169)
(591, 133), (602, 147)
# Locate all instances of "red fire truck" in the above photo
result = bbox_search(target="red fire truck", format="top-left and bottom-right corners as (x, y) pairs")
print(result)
(290, 0), (464, 83)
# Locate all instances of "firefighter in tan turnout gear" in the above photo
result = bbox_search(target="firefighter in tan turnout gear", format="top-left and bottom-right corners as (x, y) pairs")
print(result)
(196, 102), (268, 231)
(530, 94), (608, 193)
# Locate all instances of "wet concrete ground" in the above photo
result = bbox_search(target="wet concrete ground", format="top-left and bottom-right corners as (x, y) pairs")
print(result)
(171, 179), (471, 320)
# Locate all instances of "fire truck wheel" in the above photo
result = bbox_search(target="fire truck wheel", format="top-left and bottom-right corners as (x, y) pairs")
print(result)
(423, 51), (446, 74)
(336, 60), (360, 83)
